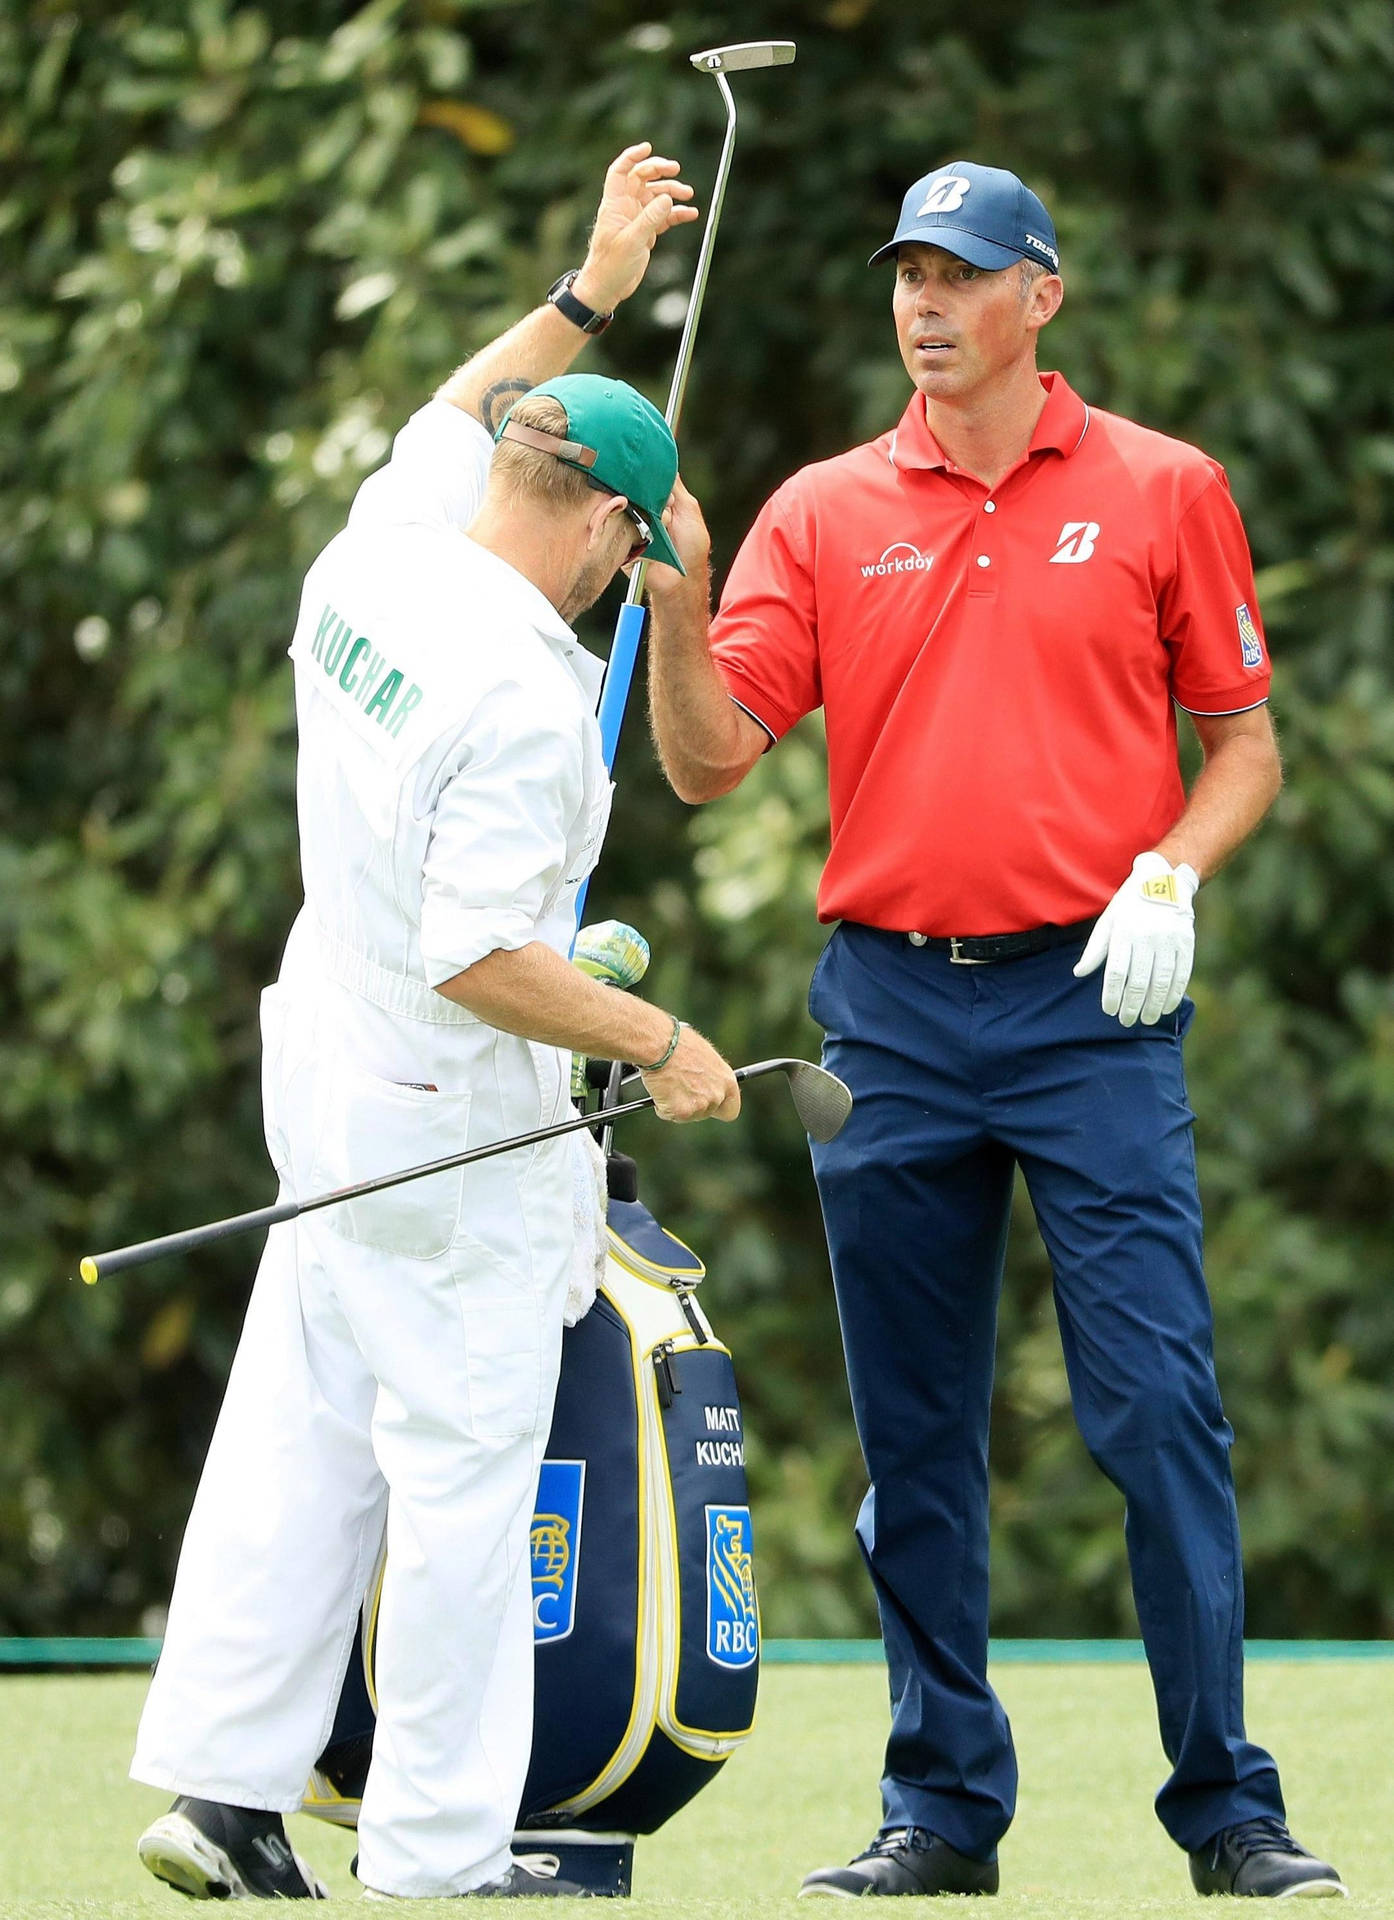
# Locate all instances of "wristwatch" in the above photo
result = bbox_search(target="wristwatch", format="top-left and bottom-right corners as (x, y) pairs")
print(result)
(547, 270), (614, 335)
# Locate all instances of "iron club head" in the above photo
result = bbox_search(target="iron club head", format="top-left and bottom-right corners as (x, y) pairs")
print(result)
(689, 41), (796, 74)
(780, 1061), (853, 1143)
(732, 1059), (853, 1143)
(620, 1055), (852, 1141)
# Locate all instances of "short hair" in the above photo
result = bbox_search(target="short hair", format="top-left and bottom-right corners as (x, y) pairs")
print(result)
(490, 393), (597, 513)
(1017, 258), (1051, 299)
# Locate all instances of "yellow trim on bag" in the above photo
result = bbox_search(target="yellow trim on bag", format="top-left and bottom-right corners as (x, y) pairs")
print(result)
(605, 1224), (705, 1288)
(299, 1771), (361, 1825)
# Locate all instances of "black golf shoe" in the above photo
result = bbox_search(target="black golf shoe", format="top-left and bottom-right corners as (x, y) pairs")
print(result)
(457, 1862), (597, 1897)
(799, 1827), (999, 1897)
(359, 1857), (596, 1899)
(137, 1795), (328, 1899)
(1189, 1818), (1346, 1898)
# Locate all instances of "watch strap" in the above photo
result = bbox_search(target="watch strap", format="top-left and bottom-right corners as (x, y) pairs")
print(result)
(547, 270), (614, 335)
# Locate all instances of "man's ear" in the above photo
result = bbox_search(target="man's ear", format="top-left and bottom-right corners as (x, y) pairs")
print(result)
(585, 491), (629, 551)
(1028, 273), (1064, 333)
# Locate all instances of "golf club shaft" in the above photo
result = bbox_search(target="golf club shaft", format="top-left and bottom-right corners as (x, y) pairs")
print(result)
(661, 72), (738, 444)
(626, 71), (738, 614)
(588, 67), (744, 807)
(79, 1061), (793, 1285)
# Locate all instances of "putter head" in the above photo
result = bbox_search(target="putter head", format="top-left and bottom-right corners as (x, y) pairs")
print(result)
(690, 41), (796, 74)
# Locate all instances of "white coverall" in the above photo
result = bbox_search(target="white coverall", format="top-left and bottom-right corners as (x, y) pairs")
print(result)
(132, 401), (611, 1897)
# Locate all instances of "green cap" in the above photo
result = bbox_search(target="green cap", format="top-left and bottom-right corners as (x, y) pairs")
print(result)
(494, 373), (684, 575)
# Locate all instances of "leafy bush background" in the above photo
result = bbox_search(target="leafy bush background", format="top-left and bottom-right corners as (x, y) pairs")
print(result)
(3, 0), (1393, 1637)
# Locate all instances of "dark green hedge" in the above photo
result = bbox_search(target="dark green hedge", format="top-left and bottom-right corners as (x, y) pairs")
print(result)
(2, 0), (1392, 1636)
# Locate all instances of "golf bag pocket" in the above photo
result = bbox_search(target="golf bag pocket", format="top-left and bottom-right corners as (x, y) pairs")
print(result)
(519, 1200), (759, 1831)
(309, 1065), (471, 1259)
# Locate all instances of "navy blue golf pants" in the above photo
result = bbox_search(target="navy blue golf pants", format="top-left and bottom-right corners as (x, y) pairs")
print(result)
(808, 923), (1284, 1860)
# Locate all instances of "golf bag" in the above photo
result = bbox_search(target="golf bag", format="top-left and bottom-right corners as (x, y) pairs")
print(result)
(300, 1194), (760, 1892)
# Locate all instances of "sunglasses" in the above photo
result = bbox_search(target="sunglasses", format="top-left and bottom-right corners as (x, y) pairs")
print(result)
(499, 420), (659, 565)
(620, 502), (653, 563)
(574, 469), (652, 561)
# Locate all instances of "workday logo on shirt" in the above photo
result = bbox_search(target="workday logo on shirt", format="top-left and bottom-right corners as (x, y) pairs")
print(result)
(859, 541), (935, 580)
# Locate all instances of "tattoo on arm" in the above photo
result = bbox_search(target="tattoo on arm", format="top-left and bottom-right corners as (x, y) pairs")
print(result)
(480, 378), (534, 433)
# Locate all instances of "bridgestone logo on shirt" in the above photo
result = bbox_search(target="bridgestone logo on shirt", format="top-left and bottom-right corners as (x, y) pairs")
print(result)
(860, 542), (935, 579)
(310, 602), (424, 737)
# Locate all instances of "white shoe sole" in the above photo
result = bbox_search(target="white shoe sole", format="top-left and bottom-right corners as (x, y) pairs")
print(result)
(1274, 1881), (1348, 1899)
(137, 1811), (328, 1899)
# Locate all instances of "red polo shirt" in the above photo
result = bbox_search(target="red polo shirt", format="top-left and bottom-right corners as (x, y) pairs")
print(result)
(708, 372), (1270, 936)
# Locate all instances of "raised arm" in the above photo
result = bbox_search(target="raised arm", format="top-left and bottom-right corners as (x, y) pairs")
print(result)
(645, 478), (769, 802)
(439, 144), (698, 431)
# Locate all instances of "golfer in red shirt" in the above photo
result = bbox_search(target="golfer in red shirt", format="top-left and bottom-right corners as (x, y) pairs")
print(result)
(645, 163), (1344, 1901)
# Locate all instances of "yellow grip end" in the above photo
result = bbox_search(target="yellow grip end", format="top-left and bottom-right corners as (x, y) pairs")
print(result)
(80, 1257), (99, 1287)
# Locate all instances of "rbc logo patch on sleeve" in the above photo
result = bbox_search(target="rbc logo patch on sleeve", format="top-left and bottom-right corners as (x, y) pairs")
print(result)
(531, 1460), (585, 1644)
(1236, 603), (1264, 669)
(706, 1505), (758, 1669)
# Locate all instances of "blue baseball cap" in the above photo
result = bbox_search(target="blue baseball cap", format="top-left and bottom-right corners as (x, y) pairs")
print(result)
(869, 161), (1059, 274)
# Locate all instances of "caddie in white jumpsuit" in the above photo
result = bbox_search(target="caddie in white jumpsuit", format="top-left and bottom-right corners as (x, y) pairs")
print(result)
(132, 147), (740, 1902)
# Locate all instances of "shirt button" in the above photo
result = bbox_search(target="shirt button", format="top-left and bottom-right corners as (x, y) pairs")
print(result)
(976, 554), (991, 568)
(908, 931), (927, 947)
(983, 501), (997, 514)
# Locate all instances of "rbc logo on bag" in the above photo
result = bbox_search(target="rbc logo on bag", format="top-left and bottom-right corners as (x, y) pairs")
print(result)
(706, 1505), (758, 1669)
(532, 1461), (585, 1644)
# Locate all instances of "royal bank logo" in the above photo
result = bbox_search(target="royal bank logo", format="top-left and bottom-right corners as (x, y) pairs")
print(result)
(1236, 603), (1264, 669)
(706, 1505), (758, 1669)
(860, 541), (935, 580)
(531, 1460), (585, 1644)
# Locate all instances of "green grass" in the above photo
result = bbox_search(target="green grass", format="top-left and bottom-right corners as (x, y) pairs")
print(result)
(2, 1661), (1390, 1916)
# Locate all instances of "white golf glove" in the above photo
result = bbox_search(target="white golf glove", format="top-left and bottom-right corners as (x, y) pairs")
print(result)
(1073, 851), (1200, 1028)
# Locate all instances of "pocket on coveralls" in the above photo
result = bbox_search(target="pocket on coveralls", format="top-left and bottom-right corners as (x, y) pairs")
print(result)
(460, 1285), (546, 1441)
(311, 1066), (472, 1261)
(559, 781), (614, 898)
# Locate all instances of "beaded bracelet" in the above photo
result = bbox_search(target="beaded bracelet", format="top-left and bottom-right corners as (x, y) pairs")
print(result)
(636, 1015), (684, 1074)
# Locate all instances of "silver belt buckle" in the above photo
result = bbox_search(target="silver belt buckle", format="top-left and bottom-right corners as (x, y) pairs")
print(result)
(948, 937), (988, 966)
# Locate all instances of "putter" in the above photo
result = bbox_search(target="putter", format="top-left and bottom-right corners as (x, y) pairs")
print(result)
(78, 1058), (850, 1285)
(585, 39), (796, 811)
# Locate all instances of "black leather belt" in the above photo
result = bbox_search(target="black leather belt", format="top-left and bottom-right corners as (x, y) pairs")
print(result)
(906, 917), (1096, 965)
